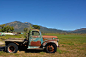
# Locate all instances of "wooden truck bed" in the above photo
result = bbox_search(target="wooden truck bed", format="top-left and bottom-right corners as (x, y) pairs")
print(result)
(5, 38), (25, 42)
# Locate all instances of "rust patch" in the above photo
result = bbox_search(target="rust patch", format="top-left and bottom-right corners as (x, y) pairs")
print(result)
(31, 41), (41, 46)
(43, 38), (47, 41)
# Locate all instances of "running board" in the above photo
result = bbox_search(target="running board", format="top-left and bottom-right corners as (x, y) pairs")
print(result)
(27, 46), (43, 50)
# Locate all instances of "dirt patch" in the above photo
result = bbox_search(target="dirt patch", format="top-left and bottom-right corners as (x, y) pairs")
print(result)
(0, 41), (5, 45)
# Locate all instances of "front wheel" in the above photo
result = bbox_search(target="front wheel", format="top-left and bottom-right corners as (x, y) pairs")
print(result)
(46, 44), (57, 53)
(7, 43), (18, 53)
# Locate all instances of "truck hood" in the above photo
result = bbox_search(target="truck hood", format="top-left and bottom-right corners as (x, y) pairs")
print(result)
(42, 35), (57, 38)
(42, 35), (58, 41)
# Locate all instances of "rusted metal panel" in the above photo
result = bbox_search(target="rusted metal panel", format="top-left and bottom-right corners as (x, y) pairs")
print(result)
(43, 35), (58, 41)
(43, 38), (53, 41)
(29, 37), (43, 46)
(28, 30), (43, 47)
(30, 41), (41, 46)
(42, 35), (57, 38)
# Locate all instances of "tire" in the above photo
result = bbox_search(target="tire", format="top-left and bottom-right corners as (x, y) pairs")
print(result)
(46, 44), (57, 53)
(7, 43), (18, 53)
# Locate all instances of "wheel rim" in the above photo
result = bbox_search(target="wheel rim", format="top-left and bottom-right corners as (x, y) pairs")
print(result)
(47, 45), (54, 52)
(8, 46), (15, 53)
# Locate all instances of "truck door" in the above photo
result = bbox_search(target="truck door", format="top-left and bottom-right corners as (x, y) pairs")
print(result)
(29, 31), (43, 46)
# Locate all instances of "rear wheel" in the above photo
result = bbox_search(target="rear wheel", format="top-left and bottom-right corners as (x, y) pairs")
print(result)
(7, 43), (18, 53)
(46, 44), (57, 53)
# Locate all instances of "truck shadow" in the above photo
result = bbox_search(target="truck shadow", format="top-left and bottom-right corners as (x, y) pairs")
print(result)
(25, 49), (45, 53)
(0, 46), (5, 51)
(0, 46), (46, 53)
(19, 47), (46, 53)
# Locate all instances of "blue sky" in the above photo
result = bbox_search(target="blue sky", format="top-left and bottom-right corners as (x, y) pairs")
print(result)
(0, 0), (86, 31)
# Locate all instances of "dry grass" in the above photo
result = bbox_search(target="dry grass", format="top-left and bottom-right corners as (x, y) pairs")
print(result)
(0, 33), (86, 57)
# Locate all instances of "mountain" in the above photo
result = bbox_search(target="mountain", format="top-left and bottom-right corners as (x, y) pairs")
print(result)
(4, 21), (66, 33)
(71, 28), (86, 33)
(5, 21), (31, 32)
(2, 21), (86, 33)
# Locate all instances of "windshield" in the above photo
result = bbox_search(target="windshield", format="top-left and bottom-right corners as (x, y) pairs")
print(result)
(32, 31), (40, 36)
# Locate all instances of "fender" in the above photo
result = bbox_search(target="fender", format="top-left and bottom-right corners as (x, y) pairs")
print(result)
(42, 40), (59, 47)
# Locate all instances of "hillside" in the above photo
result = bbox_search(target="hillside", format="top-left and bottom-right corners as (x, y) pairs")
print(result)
(4, 21), (66, 33)
(71, 28), (86, 33)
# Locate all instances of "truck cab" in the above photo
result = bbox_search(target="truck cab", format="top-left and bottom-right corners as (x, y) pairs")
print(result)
(5, 29), (59, 53)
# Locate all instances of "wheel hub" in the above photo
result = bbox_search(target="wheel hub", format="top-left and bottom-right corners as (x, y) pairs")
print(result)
(49, 47), (52, 50)
(47, 45), (54, 52)
(8, 46), (15, 52)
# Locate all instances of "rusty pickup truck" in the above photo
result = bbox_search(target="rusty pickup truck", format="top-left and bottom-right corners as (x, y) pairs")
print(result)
(5, 29), (59, 53)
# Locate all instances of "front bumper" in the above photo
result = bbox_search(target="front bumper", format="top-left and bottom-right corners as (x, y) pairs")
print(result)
(57, 45), (59, 47)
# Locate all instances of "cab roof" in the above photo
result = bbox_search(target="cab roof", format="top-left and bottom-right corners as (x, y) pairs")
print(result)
(30, 29), (40, 31)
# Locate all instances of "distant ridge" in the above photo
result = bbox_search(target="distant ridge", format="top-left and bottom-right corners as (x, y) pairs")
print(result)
(1, 21), (86, 33)
(71, 28), (86, 33)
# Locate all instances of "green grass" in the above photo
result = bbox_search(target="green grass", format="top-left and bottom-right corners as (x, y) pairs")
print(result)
(0, 51), (4, 55)
(0, 34), (24, 40)
(0, 33), (86, 57)
(43, 33), (86, 56)
(40, 52), (45, 55)
(57, 48), (62, 54)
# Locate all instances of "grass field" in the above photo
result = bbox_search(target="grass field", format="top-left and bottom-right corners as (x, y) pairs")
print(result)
(0, 33), (86, 57)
